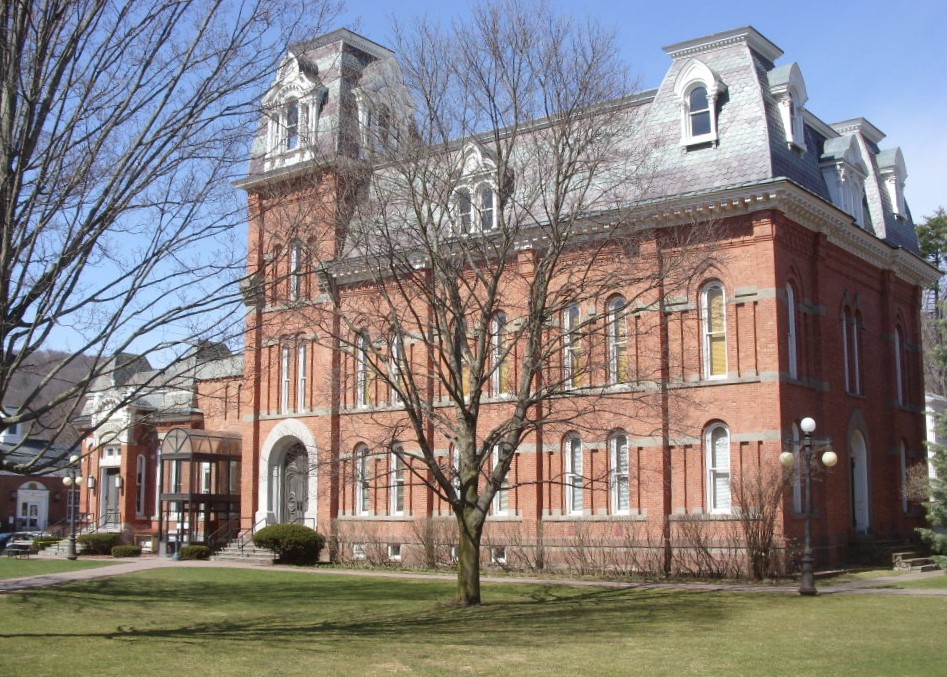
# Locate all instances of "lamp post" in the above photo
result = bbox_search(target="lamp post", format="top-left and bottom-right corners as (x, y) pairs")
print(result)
(61, 454), (83, 561)
(780, 417), (838, 595)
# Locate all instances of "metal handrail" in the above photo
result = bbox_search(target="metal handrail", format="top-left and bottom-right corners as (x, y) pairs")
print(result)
(236, 518), (268, 552)
(205, 517), (242, 551)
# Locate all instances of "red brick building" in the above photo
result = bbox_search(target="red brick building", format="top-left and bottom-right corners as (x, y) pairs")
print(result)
(79, 26), (936, 572)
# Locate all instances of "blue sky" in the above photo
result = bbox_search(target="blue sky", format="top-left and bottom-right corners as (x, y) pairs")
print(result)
(336, 0), (946, 220)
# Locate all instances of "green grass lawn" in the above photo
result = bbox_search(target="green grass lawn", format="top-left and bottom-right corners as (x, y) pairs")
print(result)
(1, 568), (944, 676)
(893, 574), (947, 589)
(0, 557), (115, 580)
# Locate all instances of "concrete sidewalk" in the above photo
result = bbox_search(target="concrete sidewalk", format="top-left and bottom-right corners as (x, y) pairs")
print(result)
(2, 557), (945, 596)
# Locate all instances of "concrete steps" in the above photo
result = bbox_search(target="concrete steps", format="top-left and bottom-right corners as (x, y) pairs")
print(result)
(212, 539), (275, 565)
(892, 549), (940, 572)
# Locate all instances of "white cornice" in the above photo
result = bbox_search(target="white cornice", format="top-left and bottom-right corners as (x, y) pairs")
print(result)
(663, 26), (783, 63)
(325, 180), (937, 290)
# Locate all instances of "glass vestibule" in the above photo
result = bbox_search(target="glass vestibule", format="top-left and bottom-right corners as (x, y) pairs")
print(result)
(158, 428), (241, 554)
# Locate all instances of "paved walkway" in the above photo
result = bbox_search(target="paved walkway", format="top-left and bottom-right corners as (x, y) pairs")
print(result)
(2, 557), (946, 596)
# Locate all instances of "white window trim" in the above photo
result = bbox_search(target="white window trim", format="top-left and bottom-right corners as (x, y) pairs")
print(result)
(610, 432), (630, 515)
(296, 343), (307, 412)
(490, 546), (507, 565)
(706, 424), (731, 515)
(563, 305), (581, 389)
(135, 454), (146, 518)
(491, 445), (510, 516)
(490, 312), (508, 396)
(387, 543), (402, 561)
(289, 242), (302, 300)
(389, 334), (403, 406)
(390, 450), (405, 516)
(280, 346), (291, 414)
(565, 434), (584, 515)
(356, 445), (371, 515)
(355, 332), (370, 408)
(700, 283), (727, 380)
(607, 296), (627, 384)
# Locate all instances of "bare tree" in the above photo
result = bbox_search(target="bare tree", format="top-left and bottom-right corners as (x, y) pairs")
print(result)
(0, 0), (340, 472)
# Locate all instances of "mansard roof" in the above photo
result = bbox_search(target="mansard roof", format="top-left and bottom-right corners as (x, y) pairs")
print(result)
(243, 25), (925, 257)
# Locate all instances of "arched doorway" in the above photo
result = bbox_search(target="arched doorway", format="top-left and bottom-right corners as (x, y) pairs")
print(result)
(280, 443), (309, 524)
(258, 419), (319, 528)
(850, 430), (870, 533)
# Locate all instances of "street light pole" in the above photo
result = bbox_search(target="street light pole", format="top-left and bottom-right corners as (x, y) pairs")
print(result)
(780, 417), (838, 596)
(61, 454), (83, 561)
(799, 417), (817, 595)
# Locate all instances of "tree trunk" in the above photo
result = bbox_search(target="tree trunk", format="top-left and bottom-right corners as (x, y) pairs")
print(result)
(455, 512), (483, 605)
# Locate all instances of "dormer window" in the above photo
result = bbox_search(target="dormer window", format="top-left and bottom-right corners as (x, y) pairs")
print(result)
(768, 63), (808, 152)
(877, 147), (908, 219)
(821, 135), (870, 228)
(674, 59), (726, 148)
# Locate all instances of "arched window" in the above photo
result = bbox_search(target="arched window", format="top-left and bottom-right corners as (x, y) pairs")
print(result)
(564, 434), (584, 515)
(894, 327), (905, 405)
(479, 184), (495, 231)
(355, 331), (371, 408)
(701, 283), (727, 379)
(136, 454), (147, 517)
(563, 305), (582, 389)
(706, 423), (731, 514)
(491, 312), (510, 396)
(355, 444), (371, 515)
(491, 445), (510, 516)
(389, 332), (403, 406)
(607, 296), (628, 384)
(610, 431), (630, 514)
(280, 346), (291, 414)
(786, 284), (798, 379)
(390, 448), (406, 515)
(289, 242), (302, 300)
(842, 308), (862, 394)
(688, 86), (711, 137)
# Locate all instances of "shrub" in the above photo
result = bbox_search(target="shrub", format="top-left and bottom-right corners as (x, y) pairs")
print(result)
(179, 545), (211, 560)
(111, 545), (141, 558)
(77, 533), (123, 555)
(253, 524), (325, 565)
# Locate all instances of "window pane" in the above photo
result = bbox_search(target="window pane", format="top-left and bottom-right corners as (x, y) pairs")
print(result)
(457, 189), (471, 231)
(691, 110), (711, 137)
(480, 186), (494, 230)
(689, 87), (708, 111)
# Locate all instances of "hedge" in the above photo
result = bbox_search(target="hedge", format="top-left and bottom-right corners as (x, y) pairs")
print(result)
(252, 524), (325, 565)
(111, 545), (141, 558)
(179, 545), (211, 560)
(77, 533), (123, 555)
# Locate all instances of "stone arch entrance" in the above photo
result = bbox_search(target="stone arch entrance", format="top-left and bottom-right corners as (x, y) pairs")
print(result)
(258, 420), (319, 527)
